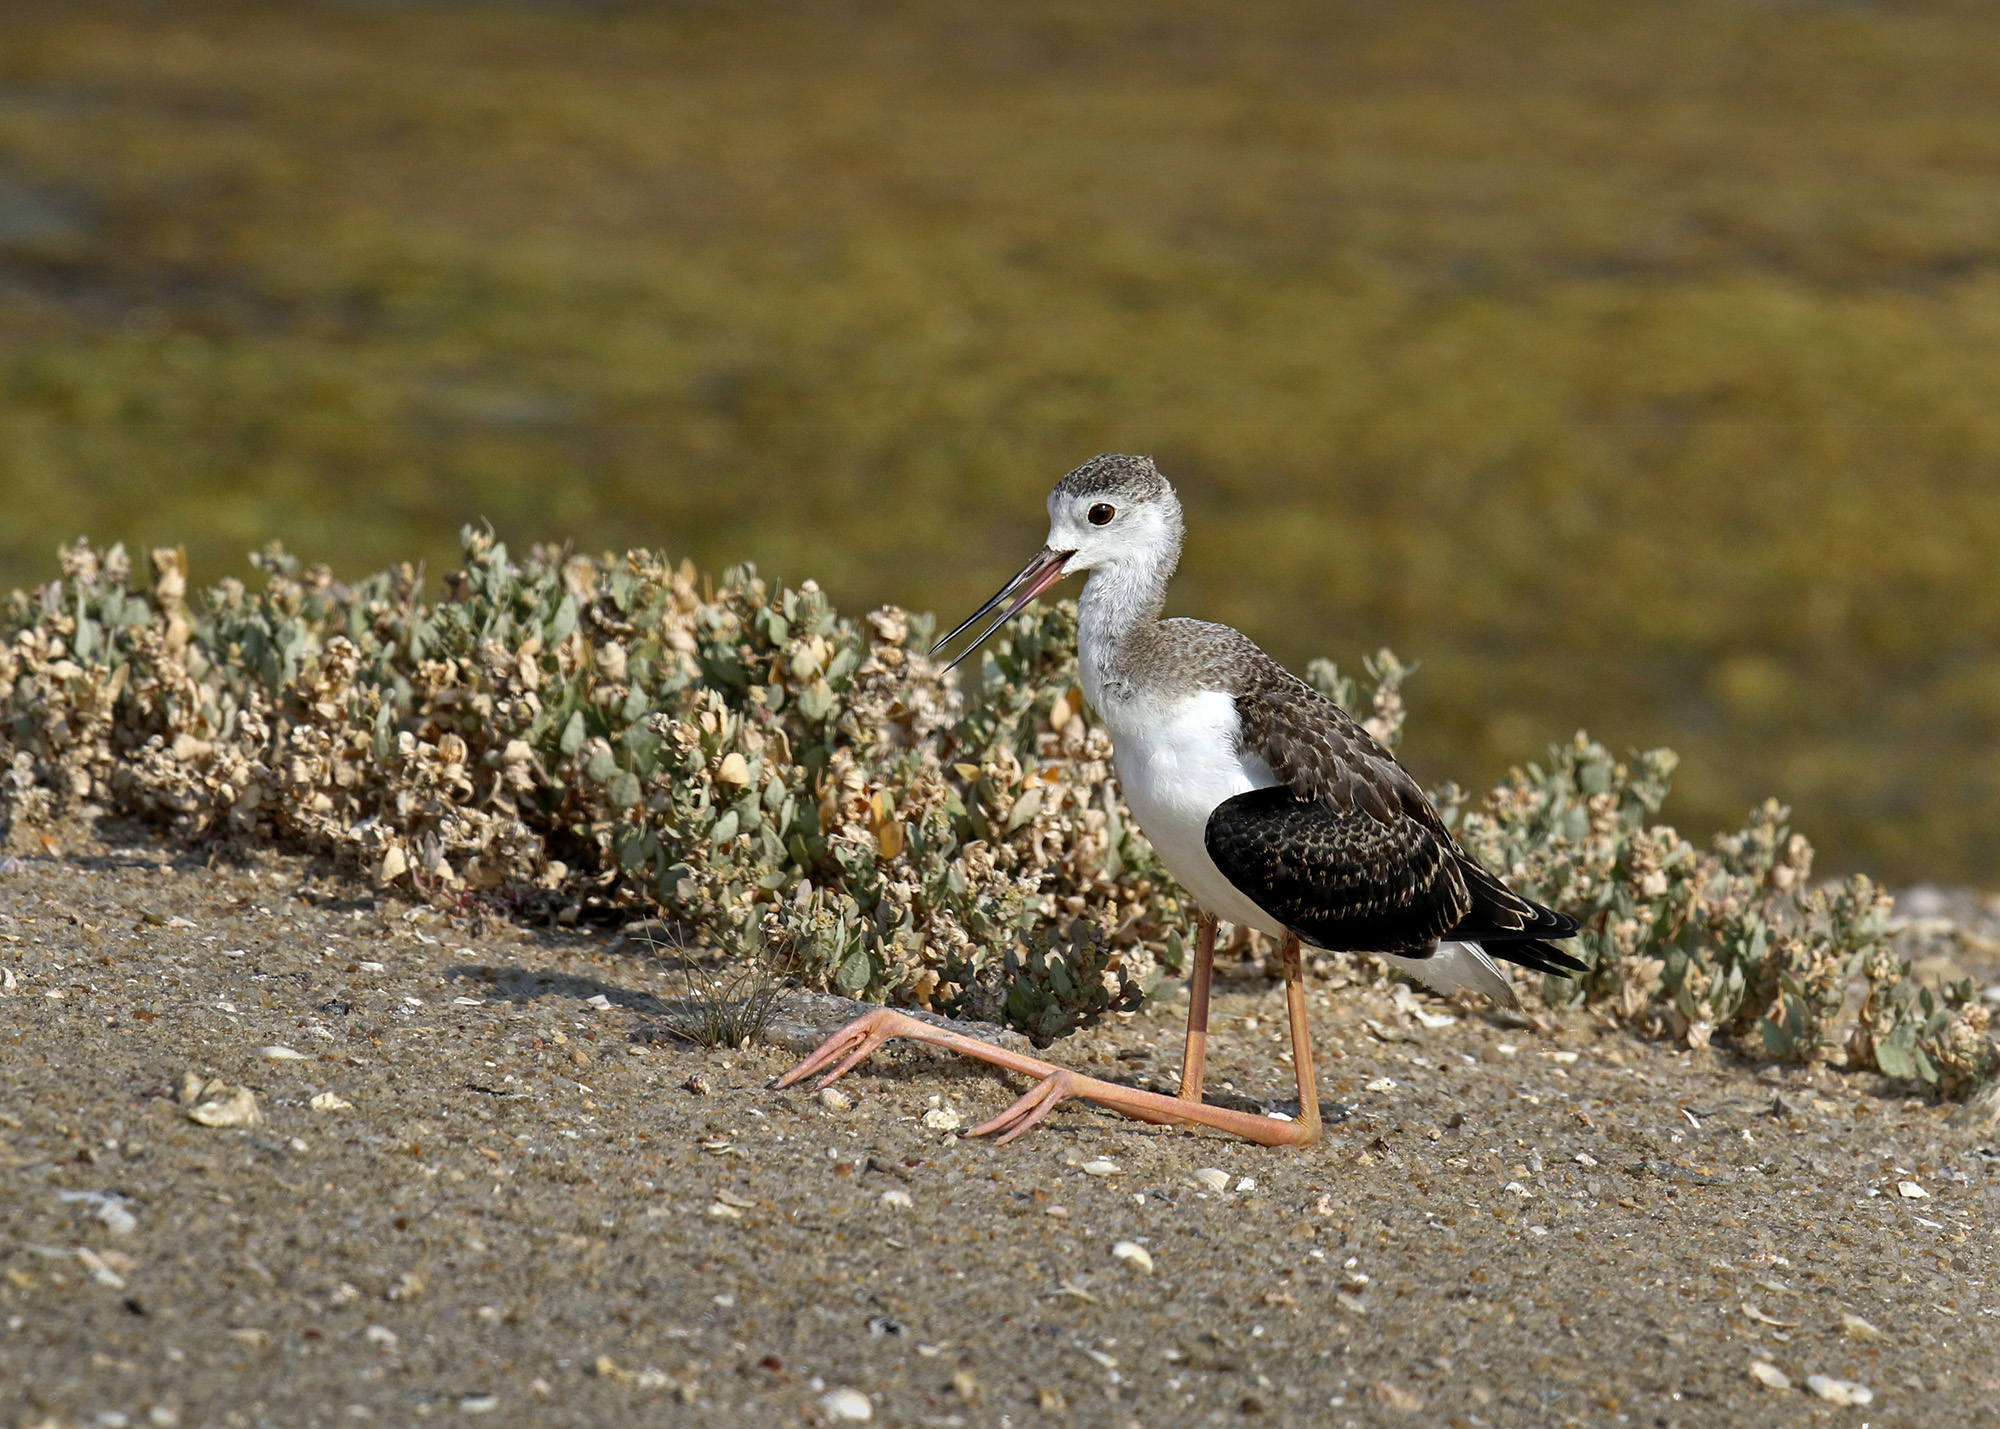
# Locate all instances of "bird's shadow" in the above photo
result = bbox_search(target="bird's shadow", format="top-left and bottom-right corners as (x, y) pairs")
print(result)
(446, 962), (674, 1025)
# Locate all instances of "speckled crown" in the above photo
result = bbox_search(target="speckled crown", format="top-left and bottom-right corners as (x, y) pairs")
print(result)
(1052, 453), (1175, 505)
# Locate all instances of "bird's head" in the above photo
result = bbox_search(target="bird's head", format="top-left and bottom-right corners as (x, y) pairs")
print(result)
(933, 454), (1184, 671)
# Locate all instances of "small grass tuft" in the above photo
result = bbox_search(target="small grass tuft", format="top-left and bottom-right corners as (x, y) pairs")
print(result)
(639, 936), (787, 1053)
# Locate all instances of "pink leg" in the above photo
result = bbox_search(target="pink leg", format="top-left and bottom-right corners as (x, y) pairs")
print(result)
(775, 941), (1327, 1150)
(1278, 933), (1323, 1140)
(774, 1008), (1202, 1134)
(968, 930), (1325, 1148)
(968, 1067), (1320, 1147)
(1178, 911), (1218, 1102)
(773, 1007), (1070, 1091)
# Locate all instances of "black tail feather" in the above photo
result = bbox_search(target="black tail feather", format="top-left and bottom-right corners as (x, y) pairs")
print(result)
(1447, 856), (1581, 946)
(1486, 937), (1589, 977)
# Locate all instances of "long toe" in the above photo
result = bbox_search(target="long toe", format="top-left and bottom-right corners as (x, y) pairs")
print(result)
(969, 1071), (1078, 1144)
(773, 1010), (897, 1088)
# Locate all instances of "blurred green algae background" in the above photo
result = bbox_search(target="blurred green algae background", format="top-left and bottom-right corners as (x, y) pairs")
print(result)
(2, 0), (1999, 883)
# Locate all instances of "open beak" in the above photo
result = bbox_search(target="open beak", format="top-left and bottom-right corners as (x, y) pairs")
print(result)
(931, 546), (1075, 673)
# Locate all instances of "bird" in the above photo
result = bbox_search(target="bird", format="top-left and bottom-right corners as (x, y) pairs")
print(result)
(777, 454), (1583, 1147)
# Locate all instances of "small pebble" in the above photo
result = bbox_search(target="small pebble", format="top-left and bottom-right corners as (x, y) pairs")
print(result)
(1111, 1240), (1153, 1274)
(683, 1073), (713, 1096)
(1045, 1205), (1069, 1218)
(1235, 1176), (1256, 1193)
(585, 993), (613, 1010)
(879, 1188), (914, 1210)
(458, 1396), (499, 1415)
(921, 1105), (963, 1133)
(1365, 1078), (1396, 1092)
(1897, 1181), (1929, 1199)
(1804, 1375), (1872, 1406)
(1192, 1168), (1231, 1192)
(819, 1387), (873, 1421)
(818, 1087), (854, 1113)
(708, 1202), (743, 1220)
(364, 1325), (398, 1348)
(310, 1092), (353, 1112)
(259, 1046), (307, 1060)
(1748, 1361), (1791, 1391)
(1838, 1312), (1884, 1339)
(1080, 1159), (1120, 1177)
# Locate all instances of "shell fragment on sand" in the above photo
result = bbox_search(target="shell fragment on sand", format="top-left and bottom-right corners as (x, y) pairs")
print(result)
(1748, 1361), (1791, 1391)
(1111, 1241), (1153, 1274)
(1805, 1375), (1873, 1406)
(819, 1387), (872, 1421)
(186, 1084), (262, 1128)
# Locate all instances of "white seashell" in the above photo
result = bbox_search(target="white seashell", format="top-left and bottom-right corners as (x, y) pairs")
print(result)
(1804, 1375), (1872, 1406)
(1110, 1241), (1153, 1274)
(1747, 1361), (1791, 1391)
(820, 1387), (873, 1421)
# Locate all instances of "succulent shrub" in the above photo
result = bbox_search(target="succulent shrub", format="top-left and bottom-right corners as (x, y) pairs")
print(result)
(1447, 735), (1992, 1094)
(1, 534), (1992, 1089)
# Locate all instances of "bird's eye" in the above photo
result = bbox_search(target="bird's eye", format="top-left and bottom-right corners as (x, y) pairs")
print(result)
(1087, 503), (1115, 526)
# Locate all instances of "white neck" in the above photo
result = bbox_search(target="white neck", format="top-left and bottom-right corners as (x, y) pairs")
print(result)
(1077, 546), (1175, 712)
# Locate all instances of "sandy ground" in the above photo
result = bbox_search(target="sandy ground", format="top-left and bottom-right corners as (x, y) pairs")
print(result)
(3, 835), (1998, 1429)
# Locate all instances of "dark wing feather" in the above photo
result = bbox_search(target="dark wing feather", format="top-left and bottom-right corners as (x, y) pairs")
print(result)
(1204, 785), (1468, 954)
(1207, 653), (1581, 973)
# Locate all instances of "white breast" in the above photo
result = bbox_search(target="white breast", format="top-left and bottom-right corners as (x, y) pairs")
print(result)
(1107, 689), (1290, 939)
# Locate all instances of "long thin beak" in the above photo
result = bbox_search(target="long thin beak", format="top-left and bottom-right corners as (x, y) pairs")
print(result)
(931, 546), (1075, 673)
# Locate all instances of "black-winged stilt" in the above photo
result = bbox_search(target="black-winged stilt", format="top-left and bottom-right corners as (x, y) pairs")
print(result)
(777, 454), (1583, 1147)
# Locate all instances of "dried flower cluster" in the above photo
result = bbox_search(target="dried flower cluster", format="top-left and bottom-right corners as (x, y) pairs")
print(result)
(1, 534), (1992, 1089)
